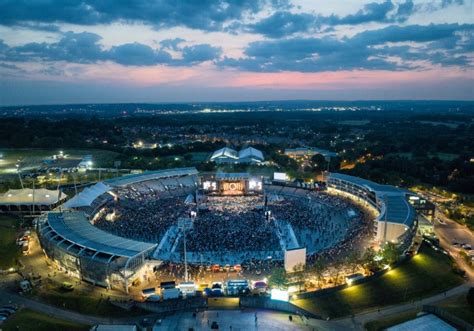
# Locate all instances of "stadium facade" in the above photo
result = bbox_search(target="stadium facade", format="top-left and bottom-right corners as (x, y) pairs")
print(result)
(37, 211), (157, 291)
(327, 173), (417, 247)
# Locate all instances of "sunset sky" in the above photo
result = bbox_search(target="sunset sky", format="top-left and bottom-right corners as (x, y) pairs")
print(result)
(0, 0), (473, 105)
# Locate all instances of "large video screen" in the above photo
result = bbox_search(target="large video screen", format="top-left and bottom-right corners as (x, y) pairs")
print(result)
(203, 181), (217, 190)
(248, 178), (262, 191)
(274, 172), (289, 181)
(221, 181), (244, 194)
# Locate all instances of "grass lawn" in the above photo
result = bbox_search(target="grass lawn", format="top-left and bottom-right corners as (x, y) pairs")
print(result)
(0, 214), (21, 270)
(428, 152), (459, 161)
(35, 283), (120, 317)
(364, 310), (420, 331)
(188, 152), (210, 162)
(435, 294), (474, 324)
(33, 282), (145, 317)
(293, 245), (464, 319)
(1, 308), (89, 331)
(339, 120), (371, 126)
(0, 148), (120, 171)
(385, 152), (458, 161)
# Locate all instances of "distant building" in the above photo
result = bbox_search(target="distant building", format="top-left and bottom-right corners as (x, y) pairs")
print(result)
(284, 147), (337, 159)
(210, 146), (264, 164)
(132, 141), (157, 149)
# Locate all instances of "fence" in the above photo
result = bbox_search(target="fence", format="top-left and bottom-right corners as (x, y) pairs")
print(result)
(137, 297), (207, 314)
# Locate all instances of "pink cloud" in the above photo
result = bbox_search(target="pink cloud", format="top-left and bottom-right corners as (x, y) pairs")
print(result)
(219, 68), (474, 90)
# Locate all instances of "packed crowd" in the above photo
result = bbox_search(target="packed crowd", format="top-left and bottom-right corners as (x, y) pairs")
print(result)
(186, 196), (280, 253)
(93, 183), (372, 271)
(269, 190), (372, 260)
(94, 187), (189, 242)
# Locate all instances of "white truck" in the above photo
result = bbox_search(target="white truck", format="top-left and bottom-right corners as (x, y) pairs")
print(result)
(178, 281), (196, 297)
(162, 287), (180, 300)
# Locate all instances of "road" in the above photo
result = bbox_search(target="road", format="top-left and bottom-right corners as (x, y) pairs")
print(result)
(434, 210), (474, 280)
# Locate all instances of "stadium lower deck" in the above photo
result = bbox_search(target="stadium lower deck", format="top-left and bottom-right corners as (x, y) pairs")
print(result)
(92, 184), (370, 266)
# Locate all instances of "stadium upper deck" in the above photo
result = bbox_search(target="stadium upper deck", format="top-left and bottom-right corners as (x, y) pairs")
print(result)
(328, 173), (417, 245)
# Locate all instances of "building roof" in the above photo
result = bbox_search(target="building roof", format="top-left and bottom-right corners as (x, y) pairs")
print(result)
(379, 195), (416, 226)
(386, 314), (456, 331)
(210, 147), (239, 160)
(63, 168), (198, 209)
(329, 173), (406, 195)
(238, 147), (264, 160)
(0, 188), (67, 206)
(63, 182), (112, 209)
(106, 167), (198, 186)
(46, 211), (156, 258)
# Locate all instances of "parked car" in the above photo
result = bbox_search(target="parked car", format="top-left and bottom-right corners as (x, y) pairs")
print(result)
(0, 309), (14, 316)
(2, 305), (18, 311)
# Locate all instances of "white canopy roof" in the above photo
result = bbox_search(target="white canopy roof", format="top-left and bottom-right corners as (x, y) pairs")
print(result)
(63, 182), (112, 208)
(0, 188), (67, 206)
(210, 147), (239, 160)
(238, 147), (264, 160)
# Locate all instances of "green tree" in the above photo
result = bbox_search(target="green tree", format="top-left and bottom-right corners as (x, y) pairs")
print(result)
(361, 247), (380, 273)
(310, 259), (327, 289)
(310, 154), (327, 172)
(292, 263), (306, 292)
(331, 259), (344, 286)
(345, 251), (361, 274)
(382, 242), (400, 265)
(268, 268), (289, 289)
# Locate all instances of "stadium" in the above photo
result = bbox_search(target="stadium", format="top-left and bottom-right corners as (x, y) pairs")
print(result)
(36, 167), (417, 293)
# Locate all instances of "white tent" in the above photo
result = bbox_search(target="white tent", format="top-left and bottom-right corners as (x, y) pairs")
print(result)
(210, 147), (239, 161)
(238, 147), (264, 161)
(0, 188), (67, 206)
(63, 182), (112, 208)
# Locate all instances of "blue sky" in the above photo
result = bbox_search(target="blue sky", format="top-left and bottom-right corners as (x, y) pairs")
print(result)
(0, 0), (473, 105)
